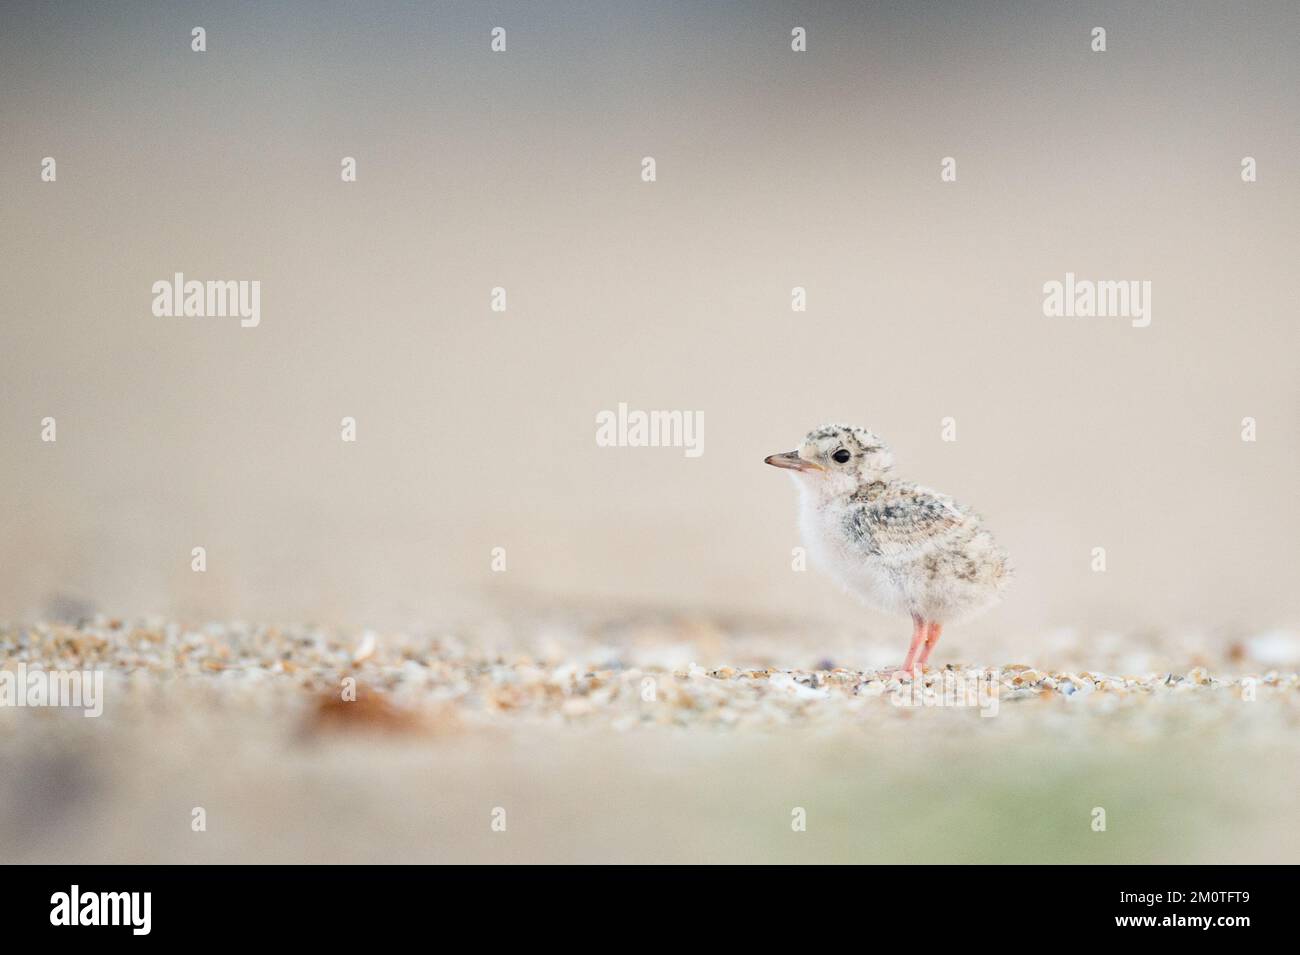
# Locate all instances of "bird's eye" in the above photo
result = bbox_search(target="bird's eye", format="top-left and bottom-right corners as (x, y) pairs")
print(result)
(831, 449), (851, 464)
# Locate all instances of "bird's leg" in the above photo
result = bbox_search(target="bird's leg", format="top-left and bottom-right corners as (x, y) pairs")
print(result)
(896, 614), (928, 678)
(918, 621), (943, 668)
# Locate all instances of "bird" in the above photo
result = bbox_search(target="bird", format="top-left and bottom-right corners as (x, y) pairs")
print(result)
(765, 423), (1010, 678)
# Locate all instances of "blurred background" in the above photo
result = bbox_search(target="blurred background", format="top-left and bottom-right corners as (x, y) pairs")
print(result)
(2, 0), (1298, 644)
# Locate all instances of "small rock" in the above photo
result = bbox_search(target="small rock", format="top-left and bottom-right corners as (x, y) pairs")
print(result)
(769, 673), (829, 700)
(352, 631), (377, 664)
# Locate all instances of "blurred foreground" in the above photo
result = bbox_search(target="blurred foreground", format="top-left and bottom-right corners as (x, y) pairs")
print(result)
(2, 611), (1298, 864)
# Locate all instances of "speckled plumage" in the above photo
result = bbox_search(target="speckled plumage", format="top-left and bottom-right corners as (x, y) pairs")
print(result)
(766, 424), (1010, 671)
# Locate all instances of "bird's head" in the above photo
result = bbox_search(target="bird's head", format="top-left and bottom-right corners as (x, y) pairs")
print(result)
(765, 423), (895, 496)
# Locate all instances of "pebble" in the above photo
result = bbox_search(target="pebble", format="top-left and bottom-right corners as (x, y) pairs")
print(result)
(352, 631), (378, 664)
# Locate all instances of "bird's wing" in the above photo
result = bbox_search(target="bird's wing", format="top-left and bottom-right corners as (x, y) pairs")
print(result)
(842, 488), (968, 559)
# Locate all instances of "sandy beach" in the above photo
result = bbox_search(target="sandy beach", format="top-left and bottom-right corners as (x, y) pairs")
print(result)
(4, 611), (1298, 864)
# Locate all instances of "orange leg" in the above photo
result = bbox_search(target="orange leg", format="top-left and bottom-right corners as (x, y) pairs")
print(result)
(918, 621), (943, 668)
(897, 614), (927, 677)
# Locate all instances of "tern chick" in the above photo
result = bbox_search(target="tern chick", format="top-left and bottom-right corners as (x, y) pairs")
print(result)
(766, 424), (1010, 676)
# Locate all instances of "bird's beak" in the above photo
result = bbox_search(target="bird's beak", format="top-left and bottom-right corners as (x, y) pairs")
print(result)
(764, 450), (823, 472)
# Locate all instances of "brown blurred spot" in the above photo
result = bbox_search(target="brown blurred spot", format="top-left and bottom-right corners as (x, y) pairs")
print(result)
(307, 689), (439, 737)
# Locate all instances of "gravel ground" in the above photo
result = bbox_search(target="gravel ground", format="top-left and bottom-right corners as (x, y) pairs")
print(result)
(3, 613), (1299, 863)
